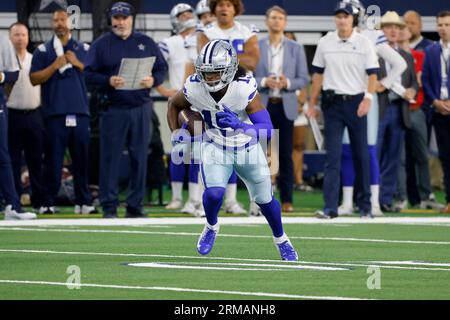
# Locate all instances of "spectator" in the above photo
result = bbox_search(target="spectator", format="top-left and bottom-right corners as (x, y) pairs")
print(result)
(7, 22), (45, 211)
(0, 32), (36, 220)
(30, 9), (96, 215)
(307, 1), (379, 219)
(404, 10), (434, 52)
(376, 11), (418, 213)
(422, 11), (450, 214)
(254, 6), (310, 212)
(396, 25), (444, 211)
(84, 2), (167, 218)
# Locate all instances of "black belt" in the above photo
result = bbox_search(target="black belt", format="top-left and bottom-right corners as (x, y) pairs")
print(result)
(334, 93), (364, 101)
(268, 97), (283, 104)
(9, 108), (39, 114)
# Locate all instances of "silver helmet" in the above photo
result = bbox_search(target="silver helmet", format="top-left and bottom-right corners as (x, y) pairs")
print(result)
(195, 0), (210, 18)
(170, 3), (197, 34)
(195, 40), (238, 92)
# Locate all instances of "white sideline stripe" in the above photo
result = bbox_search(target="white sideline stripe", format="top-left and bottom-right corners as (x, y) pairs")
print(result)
(0, 279), (365, 300)
(368, 261), (450, 267)
(1, 216), (450, 226)
(128, 262), (286, 272)
(1, 249), (450, 272)
(1, 227), (449, 245)
(129, 262), (349, 271)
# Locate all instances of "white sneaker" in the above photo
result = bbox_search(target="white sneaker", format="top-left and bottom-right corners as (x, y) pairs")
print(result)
(194, 202), (206, 218)
(181, 200), (197, 215)
(419, 196), (446, 210)
(372, 205), (384, 217)
(4, 205), (37, 220)
(224, 201), (247, 214)
(38, 206), (55, 215)
(165, 199), (182, 210)
(249, 201), (262, 216)
(74, 205), (98, 215)
(394, 200), (408, 211)
(338, 204), (354, 216)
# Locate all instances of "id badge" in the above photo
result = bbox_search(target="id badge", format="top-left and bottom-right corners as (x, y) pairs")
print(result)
(65, 115), (77, 127)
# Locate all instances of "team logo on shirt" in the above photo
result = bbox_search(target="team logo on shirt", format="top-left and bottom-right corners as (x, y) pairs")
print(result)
(138, 44), (145, 51)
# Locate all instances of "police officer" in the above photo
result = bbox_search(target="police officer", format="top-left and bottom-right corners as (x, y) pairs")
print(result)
(84, 2), (167, 218)
(0, 33), (36, 220)
(30, 9), (95, 215)
(306, 1), (379, 219)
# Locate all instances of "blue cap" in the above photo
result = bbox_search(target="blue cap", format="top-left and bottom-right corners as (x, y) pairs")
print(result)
(334, 2), (355, 15)
(110, 2), (134, 18)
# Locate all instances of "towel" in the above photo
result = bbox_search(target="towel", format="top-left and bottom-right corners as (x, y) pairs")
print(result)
(53, 36), (72, 74)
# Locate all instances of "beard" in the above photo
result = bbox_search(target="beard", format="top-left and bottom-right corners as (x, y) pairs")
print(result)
(112, 26), (132, 39)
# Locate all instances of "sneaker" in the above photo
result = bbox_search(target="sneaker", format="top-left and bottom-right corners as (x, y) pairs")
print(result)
(393, 200), (408, 212)
(103, 212), (118, 219)
(4, 205), (37, 220)
(197, 225), (219, 255)
(371, 205), (384, 217)
(275, 238), (298, 261)
(38, 206), (55, 215)
(193, 202), (206, 218)
(420, 197), (446, 210)
(338, 204), (354, 216)
(294, 183), (314, 192)
(181, 200), (197, 215)
(165, 199), (182, 210)
(74, 205), (98, 215)
(315, 210), (338, 219)
(249, 201), (262, 217)
(360, 212), (374, 219)
(224, 201), (247, 214)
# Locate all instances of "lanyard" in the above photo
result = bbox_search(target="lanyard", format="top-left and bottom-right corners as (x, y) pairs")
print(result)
(268, 40), (284, 75)
(441, 47), (449, 77)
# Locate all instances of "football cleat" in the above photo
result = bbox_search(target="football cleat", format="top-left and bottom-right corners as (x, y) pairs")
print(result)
(224, 201), (247, 214)
(74, 205), (98, 215)
(197, 225), (219, 255)
(275, 238), (298, 261)
(4, 205), (37, 221)
(165, 199), (182, 210)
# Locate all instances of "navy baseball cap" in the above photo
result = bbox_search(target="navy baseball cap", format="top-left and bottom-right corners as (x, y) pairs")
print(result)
(109, 2), (134, 18)
(334, 1), (355, 15)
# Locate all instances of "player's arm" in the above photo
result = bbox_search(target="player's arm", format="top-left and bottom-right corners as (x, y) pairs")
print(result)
(238, 35), (260, 73)
(216, 92), (273, 139)
(167, 89), (192, 132)
(197, 32), (210, 53)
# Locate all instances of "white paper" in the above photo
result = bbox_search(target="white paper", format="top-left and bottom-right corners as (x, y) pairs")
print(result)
(308, 116), (324, 151)
(391, 82), (416, 104)
(117, 57), (155, 90)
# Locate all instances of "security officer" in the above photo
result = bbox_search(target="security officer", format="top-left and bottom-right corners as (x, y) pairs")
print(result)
(84, 2), (167, 218)
(306, 1), (379, 219)
(0, 33), (36, 220)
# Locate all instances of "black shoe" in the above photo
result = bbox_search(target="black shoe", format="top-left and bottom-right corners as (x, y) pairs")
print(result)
(103, 212), (118, 219)
(315, 210), (338, 219)
(380, 203), (397, 213)
(360, 211), (374, 219)
(125, 211), (148, 218)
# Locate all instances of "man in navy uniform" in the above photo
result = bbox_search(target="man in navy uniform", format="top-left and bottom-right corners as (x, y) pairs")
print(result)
(84, 2), (167, 218)
(30, 9), (96, 215)
(0, 33), (36, 220)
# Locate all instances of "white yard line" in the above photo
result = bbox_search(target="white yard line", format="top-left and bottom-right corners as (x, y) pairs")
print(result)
(1, 248), (450, 272)
(0, 279), (367, 300)
(1, 216), (450, 227)
(1, 226), (449, 245)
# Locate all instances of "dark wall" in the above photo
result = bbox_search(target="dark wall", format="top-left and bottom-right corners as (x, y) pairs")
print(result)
(2, 0), (449, 15)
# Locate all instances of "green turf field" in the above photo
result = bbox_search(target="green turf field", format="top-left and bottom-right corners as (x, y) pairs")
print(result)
(0, 189), (449, 300)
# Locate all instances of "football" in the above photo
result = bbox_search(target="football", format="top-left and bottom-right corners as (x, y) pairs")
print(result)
(178, 109), (205, 136)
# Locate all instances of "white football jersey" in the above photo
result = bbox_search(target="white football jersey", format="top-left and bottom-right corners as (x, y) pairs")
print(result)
(185, 32), (198, 64)
(183, 73), (258, 148)
(361, 29), (387, 48)
(199, 21), (257, 54)
(158, 35), (192, 90)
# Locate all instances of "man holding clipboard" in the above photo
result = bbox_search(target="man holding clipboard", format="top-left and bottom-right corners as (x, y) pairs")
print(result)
(84, 2), (167, 218)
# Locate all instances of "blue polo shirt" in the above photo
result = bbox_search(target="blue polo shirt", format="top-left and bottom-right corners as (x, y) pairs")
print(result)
(30, 36), (89, 118)
(84, 30), (167, 108)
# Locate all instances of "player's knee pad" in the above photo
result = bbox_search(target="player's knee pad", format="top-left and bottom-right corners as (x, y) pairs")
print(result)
(249, 180), (273, 205)
(203, 187), (225, 205)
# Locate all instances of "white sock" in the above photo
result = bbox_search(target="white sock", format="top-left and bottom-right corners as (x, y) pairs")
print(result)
(273, 233), (289, 244)
(371, 185), (380, 208)
(171, 182), (183, 201)
(342, 186), (354, 208)
(225, 184), (237, 203)
(189, 182), (200, 203)
(206, 221), (219, 231)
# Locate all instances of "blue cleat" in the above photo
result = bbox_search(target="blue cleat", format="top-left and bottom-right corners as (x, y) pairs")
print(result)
(275, 239), (299, 261)
(197, 225), (219, 255)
